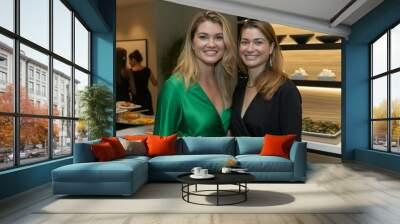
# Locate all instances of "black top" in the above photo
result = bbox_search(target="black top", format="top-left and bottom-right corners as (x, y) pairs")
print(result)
(177, 173), (255, 184)
(116, 71), (131, 102)
(230, 76), (302, 141)
(131, 67), (154, 115)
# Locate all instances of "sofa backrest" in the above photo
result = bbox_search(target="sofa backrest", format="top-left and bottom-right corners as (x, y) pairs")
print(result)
(73, 139), (100, 163)
(235, 137), (263, 155)
(177, 137), (236, 155)
(73, 136), (301, 160)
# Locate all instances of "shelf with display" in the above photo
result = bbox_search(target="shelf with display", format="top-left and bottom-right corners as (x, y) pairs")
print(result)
(280, 43), (341, 50)
(292, 80), (341, 88)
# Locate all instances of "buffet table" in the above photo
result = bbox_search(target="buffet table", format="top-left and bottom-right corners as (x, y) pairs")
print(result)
(116, 124), (154, 137)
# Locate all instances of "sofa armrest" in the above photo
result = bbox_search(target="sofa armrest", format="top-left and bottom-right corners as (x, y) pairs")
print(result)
(289, 141), (307, 181)
(73, 140), (100, 163)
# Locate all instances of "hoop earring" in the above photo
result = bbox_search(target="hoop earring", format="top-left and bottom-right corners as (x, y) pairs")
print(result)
(269, 56), (273, 68)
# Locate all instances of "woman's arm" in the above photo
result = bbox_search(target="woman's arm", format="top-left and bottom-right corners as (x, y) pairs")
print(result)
(153, 80), (182, 136)
(149, 71), (158, 86)
(279, 83), (302, 141)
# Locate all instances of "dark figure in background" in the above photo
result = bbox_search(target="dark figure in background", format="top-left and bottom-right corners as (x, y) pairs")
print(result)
(116, 48), (135, 102)
(129, 50), (158, 115)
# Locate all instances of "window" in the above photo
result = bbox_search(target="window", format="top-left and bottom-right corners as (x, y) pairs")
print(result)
(28, 67), (34, 80)
(0, 71), (6, 84)
(0, 0), (91, 170)
(35, 70), (41, 81)
(42, 85), (46, 97)
(75, 18), (90, 70)
(0, 54), (7, 87)
(0, 0), (14, 32)
(53, 119), (72, 158)
(371, 23), (400, 154)
(53, 0), (72, 60)
(36, 83), (40, 95)
(0, 54), (7, 67)
(20, 0), (49, 49)
(28, 81), (34, 94)
(53, 59), (71, 117)
(74, 69), (89, 118)
(0, 34), (13, 113)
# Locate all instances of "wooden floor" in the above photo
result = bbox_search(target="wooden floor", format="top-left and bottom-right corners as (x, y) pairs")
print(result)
(1, 152), (400, 224)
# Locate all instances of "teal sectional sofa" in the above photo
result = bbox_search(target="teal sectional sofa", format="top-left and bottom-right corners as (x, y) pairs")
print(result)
(52, 137), (307, 196)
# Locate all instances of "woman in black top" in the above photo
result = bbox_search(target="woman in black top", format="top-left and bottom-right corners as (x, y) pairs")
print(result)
(231, 20), (302, 141)
(116, 48), (135, 102)
(129, 50), (158, 115)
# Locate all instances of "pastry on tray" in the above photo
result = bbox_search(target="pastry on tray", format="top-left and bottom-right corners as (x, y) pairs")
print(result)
(116, 101), (136, 109)
(119, 112), (141, 121)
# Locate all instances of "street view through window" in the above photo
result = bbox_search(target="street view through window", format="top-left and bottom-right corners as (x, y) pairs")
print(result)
(0, 0), (90, 170)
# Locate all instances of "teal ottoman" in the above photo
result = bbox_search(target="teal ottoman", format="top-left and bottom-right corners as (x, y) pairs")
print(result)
(52, 156), (148, 196)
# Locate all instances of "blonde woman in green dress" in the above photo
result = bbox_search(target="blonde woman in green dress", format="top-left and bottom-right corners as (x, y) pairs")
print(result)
(154, 11), (237, 136)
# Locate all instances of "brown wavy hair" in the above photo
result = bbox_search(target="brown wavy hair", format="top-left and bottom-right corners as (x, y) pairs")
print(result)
(174, 11), (237, 107)
(239, 20), (287, 100)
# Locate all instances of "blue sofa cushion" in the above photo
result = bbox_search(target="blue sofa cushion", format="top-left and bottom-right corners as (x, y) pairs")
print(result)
(178, 137), (235, 155)
(236, 155), (293, 172)
(235, 137), (263, 155)
(73, 140), (101, 163)
(148, 154), (235, 172)
(53, 159), (147, 183)
(116, 155), (150, 163)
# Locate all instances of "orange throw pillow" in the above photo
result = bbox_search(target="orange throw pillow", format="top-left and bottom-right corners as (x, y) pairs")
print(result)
(101, 137), (126, 158)
(146, 134), (177, 157)
(260, 134), (296, 159)
(91, 142), (117, 161)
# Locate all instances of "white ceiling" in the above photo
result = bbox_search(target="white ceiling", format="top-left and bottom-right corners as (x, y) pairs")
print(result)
(117, 0), (384, 37)
(227, 0), (352, 23)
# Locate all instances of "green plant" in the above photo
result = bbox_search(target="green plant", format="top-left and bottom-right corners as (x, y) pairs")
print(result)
(79, 84), (113, 140)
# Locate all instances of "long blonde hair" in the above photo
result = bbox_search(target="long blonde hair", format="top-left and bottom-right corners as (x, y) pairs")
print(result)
(174, 11), (237, 106)
(239, 20), (287, 100)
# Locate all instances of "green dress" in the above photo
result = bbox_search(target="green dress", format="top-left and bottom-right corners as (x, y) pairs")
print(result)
(154, 74), (231, 137)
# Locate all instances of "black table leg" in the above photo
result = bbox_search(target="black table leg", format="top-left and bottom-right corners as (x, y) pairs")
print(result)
(217, 184), (219, 206)
(179, 182), (251, 206)
(245, 183), (247, 201)
(187, 184), (190, 202)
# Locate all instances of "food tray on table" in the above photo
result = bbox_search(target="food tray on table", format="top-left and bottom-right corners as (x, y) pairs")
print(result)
(302, 117), (340, 138)
(302, 130), (341, 138)
(117, 112), (155, 126)
(116, 101), (141, 110)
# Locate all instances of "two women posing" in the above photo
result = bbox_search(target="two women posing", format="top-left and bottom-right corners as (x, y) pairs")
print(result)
(154, 11), (302, 140)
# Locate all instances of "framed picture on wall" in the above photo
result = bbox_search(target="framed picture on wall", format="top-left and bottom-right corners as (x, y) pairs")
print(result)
(116, 39), (148, 67)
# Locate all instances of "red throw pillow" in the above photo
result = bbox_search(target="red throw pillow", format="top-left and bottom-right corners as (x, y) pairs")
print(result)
(260, 134), (296, 159)
(101, 137), (126, 158)
(146, 134), (177, 157)
(91, 142), (117, 161)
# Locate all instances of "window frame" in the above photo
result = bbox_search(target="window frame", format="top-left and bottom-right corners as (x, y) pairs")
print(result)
(0, 0), (92, 171)
(370, 19), (400, 154)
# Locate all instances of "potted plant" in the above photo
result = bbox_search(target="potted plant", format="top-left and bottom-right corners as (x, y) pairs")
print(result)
(79, 84), (113, 140)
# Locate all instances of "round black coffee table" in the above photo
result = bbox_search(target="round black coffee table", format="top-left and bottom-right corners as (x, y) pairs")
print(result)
(177, 173), (255, 206)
